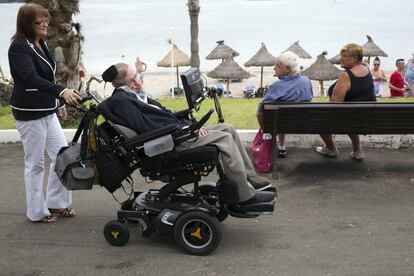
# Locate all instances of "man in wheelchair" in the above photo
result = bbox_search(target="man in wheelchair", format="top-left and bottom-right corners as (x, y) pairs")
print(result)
(101, 63), (276, 211)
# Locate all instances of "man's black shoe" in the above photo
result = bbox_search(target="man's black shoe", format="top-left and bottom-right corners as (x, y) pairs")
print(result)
(278, 149), (287, 158)
(248, 177), (277, 193)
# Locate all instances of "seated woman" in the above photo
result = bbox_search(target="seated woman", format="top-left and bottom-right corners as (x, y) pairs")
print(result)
(256, 51), (313, 158)
(100, 63), (276, 210)
(315, 43), (375, 160)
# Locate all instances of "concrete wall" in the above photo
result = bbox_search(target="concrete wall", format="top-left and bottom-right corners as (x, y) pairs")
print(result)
(2, 129), (414, 149)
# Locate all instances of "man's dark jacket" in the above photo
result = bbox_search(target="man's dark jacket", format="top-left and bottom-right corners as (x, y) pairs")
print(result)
(106, 88), (190, 134)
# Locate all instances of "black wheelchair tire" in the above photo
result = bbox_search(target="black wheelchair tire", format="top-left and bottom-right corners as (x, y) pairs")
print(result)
(104, 220), (130, 246)
(198, 183), (229, 222)
(174, 211), (221, 255)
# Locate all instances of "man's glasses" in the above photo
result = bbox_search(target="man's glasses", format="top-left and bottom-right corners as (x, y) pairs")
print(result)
(126, 73), (141, 85)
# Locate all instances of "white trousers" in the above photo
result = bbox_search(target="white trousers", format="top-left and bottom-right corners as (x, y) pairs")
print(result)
(16, 114), (72, 221)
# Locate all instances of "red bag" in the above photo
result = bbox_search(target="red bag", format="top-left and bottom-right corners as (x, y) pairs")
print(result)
(251, 129), (272, 173)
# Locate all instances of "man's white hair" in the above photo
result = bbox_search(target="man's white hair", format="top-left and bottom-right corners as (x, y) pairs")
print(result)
(275, 51), (299, 69)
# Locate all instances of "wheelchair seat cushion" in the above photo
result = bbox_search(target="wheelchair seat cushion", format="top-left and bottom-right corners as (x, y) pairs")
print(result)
(141, 145), (219, 171)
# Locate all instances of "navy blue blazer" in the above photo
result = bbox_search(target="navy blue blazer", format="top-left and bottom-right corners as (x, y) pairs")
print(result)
(107, 89), (190, 134)
(8, 36), (65, 119)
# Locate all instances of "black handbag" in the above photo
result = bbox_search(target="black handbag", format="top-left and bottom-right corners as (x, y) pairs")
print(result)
(55, 114), (95, 190)
(94, 144), (131, 193)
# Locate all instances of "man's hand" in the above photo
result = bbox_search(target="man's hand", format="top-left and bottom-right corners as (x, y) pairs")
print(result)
(58, 106), (68, 121)
(61, 89), (82, 106)
(198, 127), (209, 137)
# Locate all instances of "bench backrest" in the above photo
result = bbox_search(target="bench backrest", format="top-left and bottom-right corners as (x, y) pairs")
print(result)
(263, 102), (414, 134)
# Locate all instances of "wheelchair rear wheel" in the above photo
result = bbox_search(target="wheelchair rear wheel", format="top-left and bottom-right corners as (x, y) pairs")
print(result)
(104, 220), (130, 246)
(174, 211), (221, 255)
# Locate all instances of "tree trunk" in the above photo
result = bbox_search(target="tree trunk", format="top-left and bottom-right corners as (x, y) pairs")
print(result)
(187, 0), (200, 68)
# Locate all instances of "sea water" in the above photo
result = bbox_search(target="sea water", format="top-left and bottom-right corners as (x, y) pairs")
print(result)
(0, 0), (413, 75)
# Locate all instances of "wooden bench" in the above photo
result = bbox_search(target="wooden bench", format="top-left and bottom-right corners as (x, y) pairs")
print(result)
(262, 102), (414, 177)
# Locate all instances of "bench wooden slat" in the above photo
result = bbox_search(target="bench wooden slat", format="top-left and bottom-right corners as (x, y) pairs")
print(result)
(263, 102), (414, 135)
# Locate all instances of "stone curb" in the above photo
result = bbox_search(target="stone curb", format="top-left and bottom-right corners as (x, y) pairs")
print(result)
(1, 129), (414, 149)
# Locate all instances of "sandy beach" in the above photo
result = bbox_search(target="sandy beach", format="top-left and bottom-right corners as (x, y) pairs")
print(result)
(85, 68), (393, 100)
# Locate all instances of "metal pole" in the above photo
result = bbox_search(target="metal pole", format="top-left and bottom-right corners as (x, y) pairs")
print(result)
(226, 79), (230, 95)
(260, 66), (264, 88)
(171, 40), (174, 99)
(319, 80), (324, 97)
(176, 66), (180, 89)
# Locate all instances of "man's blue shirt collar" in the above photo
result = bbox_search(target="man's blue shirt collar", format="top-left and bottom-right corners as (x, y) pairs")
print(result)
(278, 74), (300, 81)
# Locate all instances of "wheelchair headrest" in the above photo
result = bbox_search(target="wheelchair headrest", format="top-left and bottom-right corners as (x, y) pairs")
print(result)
(102, 65), (118, 82)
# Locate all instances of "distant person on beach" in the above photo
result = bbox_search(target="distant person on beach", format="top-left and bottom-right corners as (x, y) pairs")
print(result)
(99, 62), (276, 211)
(315, 43), (375, 160)
(8, 3), (81, 223)
(371, 57), (387, 97)
(389, 58), (409, 97)
(256, 51), (313, 158)
(135, 56), (146, 84)
(405, 55), (414, 97)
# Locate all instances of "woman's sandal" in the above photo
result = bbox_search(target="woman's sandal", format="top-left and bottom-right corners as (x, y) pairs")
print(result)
(49, 208), (77, 218)
(38, 215), (57, 223)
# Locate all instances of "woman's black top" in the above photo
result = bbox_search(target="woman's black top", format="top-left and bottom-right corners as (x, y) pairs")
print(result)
(328, 69), (376, 102)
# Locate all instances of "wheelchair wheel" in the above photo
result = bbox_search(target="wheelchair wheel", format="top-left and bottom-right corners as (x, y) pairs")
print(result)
(104, 220), (130, 246)
(198, 183), (229, 222)
(174, 211), (221, 255)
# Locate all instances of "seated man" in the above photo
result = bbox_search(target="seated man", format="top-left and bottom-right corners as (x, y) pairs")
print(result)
(256, 51), (313, 158)
(101, 62), (275, 209)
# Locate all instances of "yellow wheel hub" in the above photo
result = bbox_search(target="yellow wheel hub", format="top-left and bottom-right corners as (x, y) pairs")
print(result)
(111, 231), (120, 239)
(190, 227), (203, 240)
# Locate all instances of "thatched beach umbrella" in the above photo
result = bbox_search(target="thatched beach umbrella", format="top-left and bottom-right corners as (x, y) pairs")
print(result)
(244, 42), (276, 89)
(207, 55), (251, 94)
(157, 42), (191, 91)
(362, 35), (388, 64)
(328, 53), (341, 65)
(283, 41), (312, 59)
(302, 51), (341, 97)
(206, 40), (239, 61)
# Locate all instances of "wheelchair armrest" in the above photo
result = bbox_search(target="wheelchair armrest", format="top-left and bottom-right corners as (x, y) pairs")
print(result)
(173, 108), (192, 119)
(123, 124), (179, 148)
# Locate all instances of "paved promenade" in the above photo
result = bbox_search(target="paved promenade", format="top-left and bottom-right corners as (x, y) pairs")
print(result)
(1, 143), (414, 276)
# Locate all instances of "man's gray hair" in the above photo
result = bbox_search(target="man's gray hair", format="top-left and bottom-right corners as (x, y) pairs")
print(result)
(275, 51), (299, 69)
(112, 63), (130, 88)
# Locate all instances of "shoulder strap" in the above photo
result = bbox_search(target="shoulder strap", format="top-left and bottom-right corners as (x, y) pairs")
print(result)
(72, 116), (85, 143)
(72, 112), (91, 160)
(345, 69), (355, 79)
(80, 113), (92, 160)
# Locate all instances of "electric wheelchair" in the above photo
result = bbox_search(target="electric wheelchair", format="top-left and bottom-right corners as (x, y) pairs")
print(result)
(62, 68), (276, 255)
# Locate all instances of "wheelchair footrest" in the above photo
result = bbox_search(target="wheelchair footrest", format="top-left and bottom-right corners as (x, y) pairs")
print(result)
(227, 201), (275, 217)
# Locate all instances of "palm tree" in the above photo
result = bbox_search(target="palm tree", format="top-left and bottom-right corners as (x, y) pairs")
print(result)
(187, 0), (200, 68)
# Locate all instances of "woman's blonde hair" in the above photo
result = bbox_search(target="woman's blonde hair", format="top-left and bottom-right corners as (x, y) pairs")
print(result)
(340, 43), (364, 62)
